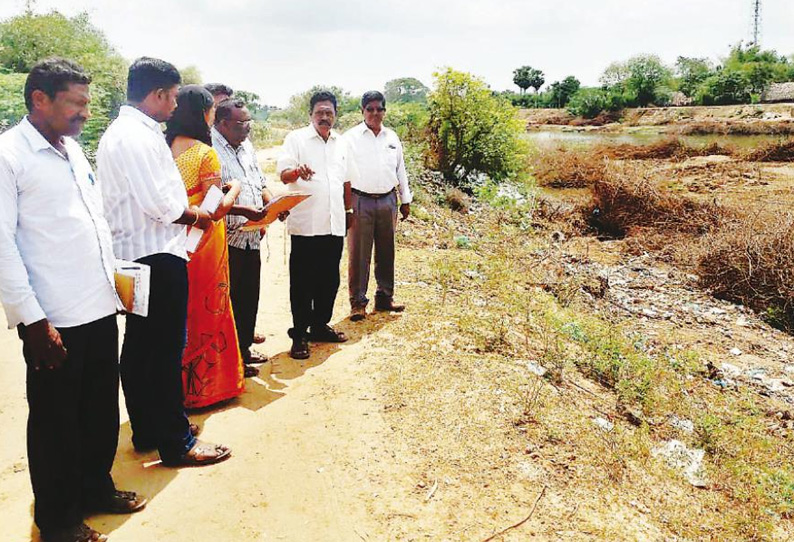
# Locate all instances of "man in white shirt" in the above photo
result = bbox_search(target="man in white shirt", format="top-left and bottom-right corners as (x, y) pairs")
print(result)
(98, 57), (230, 468)
(277, 91), (356, 360)
(344, 91), (412, 321)
(0, 58), (145, 542)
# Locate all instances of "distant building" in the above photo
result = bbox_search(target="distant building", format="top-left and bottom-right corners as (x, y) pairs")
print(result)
(762, 82), (794, 103)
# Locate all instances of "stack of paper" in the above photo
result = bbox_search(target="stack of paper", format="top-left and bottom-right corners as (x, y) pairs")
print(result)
(114, 260), (151, 317)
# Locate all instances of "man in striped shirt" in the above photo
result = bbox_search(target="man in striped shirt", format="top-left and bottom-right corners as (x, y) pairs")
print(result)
(212, 97), (282, 366)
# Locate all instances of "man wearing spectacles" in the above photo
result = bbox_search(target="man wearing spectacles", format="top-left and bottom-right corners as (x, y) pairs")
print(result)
(343, 90), (412, 321)
(212, 97), (281, 372)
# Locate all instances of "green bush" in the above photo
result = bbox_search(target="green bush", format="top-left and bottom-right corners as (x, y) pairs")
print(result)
(566, 88), (623, 118)
(426, 68), (528, 190)
(0, 11), (127, 152)
(0, 72), (26, 132)
(384, 102), (428, 143)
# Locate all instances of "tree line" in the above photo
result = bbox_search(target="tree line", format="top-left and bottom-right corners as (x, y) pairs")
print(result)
(510, 44), (794, 117)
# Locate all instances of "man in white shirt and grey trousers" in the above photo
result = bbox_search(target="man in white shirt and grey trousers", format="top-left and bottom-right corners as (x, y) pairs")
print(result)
(0, 59), (145, 542)
(344, 91), (412, 321)
(98, 57), (230, 469)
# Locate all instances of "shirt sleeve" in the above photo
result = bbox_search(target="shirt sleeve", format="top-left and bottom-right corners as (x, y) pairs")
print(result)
(345, 142), (359, 185)
(276, 132), (299, 174)
(0, 156), (47, 328)
(200, 148), (223, 184)
(111, 136), (186, 224)
(395, 138), (412, 204)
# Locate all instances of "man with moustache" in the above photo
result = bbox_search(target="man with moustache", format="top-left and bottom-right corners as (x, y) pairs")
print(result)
(344, 90), (412, 321)
(212, 97), (285, 369)
(98, 57), (230, 468)
(277, 90), (357, 360)
(0, 58), (145, 542)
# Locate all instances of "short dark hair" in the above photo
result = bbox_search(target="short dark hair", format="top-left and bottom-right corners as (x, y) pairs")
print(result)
(309, 90), (337, 113)
(215, 97), (246, 123)
(127, 57), (181, 103)
(204, 83), (233, 97)
(361, 90), (385, 109)
(24, 58), (91, 112)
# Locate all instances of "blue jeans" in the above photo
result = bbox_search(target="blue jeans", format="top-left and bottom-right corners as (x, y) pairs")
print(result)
(120, 253), (195, 462)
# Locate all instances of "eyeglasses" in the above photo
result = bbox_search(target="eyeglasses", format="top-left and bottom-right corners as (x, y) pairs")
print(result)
(365, 107), (386, 113)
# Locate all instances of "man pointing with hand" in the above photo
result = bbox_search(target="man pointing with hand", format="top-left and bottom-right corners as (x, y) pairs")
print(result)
(277, 90), (357, 360)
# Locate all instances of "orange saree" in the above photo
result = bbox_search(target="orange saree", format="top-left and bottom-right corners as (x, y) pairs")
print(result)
(175, 142), (244, 409)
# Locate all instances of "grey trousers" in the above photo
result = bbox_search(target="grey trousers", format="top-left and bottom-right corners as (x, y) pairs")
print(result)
(348, 190), (398, 308)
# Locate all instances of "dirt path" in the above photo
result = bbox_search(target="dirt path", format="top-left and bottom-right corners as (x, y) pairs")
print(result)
(0, 155), (407, 541)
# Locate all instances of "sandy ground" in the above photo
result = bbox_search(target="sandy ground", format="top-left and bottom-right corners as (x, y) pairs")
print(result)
(0, 150), (406, 541)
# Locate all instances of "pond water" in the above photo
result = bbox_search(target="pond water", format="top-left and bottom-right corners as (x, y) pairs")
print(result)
(523, 130), (788, 150)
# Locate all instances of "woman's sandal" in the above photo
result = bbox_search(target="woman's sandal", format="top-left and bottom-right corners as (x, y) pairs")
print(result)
(162, 440), (231, 468)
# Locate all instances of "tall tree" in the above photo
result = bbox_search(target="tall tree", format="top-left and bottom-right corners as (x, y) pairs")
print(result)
(384, 77), (429, 104)
(513, 66), (544, 95)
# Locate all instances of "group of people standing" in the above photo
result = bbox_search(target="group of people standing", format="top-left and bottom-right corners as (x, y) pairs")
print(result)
(0, 53), (411, 542)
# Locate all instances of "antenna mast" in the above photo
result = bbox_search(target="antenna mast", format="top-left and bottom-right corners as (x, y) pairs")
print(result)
(751, 0), (762, 46)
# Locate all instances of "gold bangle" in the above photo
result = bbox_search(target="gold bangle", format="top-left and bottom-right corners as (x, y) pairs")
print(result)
(191, 207), (200, 226)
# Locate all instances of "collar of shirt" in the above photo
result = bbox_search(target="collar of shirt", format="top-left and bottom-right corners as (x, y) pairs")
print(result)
(302, 124), (339, 143)
(18, 117), (65, 154)
(119, 104), (163, 134)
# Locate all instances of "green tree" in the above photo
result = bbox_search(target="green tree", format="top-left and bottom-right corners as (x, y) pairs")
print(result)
(513, 65), (544, 95)
(600, 54), (673, 107)
(675, 56), (714, 97)
(566, 87), (623, 118)
(427, 68), (527, 190)
(384, 77), (429, 104)
(547, 76), (580, 108)
(179, 65), (202, 85)
(268, 85), (358, 129)
(0, 11), (127, 150)
(695, 71), (752, 105)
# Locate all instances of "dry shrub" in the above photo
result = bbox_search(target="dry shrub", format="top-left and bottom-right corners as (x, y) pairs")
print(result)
(587, 162), (726, 238)
(532, 147), (607, 188)
(597, 138), (734, 161)
(677, 119), (794, 136)
(444, 187), (470, 213)
(697, 213), (794, 328)
(743, 138), (794, 162)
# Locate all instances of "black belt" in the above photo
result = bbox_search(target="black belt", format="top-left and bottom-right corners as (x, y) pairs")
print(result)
(352, 188), (395, 199)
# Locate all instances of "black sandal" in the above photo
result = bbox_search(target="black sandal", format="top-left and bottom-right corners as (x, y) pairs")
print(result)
(290, 337), (310, 360)
(309, 325), (348, 343)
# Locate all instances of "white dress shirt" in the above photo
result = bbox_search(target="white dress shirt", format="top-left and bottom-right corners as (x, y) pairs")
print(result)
(0, 118), (119, 329)
(276, 125), (358, 237)
(97, 105), (188, 262)
(344, 122), (412, 204)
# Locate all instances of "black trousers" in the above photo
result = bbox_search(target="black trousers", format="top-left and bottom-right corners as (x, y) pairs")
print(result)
(289, 235), (344, 337)
(228, 246), (261, 359)
(120, 253), (195, 463)
(22, 315), (119, 535)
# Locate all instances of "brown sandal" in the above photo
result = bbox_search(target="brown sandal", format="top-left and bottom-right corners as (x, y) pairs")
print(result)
(162, 440), (231, 467)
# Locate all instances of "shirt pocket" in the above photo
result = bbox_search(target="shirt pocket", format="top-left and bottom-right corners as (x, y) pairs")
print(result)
(383, 144), (400, 171)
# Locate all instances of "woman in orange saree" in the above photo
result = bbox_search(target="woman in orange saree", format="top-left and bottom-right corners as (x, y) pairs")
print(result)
(166, 85), (245, 409)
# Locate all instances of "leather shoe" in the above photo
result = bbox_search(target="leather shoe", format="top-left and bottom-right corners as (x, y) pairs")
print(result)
(290, 336), (310, 359)
(350, 305), (366, 322)
(375, 298), (405, 312)
(84, 490), (147, 515)
(42, 523), (108, 542)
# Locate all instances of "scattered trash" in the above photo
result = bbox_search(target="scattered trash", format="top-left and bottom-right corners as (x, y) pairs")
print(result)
(670, 416), (695, 433)
(593, 417), (614, 432)
(720, 362), (742, 377)
(746, 367), (766, 381)
(729, 347), (742, 356)
(652, 440), (708, 488)
(525, 361), (548, 377)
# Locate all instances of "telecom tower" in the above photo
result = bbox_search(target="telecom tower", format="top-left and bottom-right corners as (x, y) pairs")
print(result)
(751, 0), (762, 46)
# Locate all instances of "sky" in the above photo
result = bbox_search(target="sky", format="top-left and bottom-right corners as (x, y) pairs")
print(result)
(1, 0), (792, 107)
